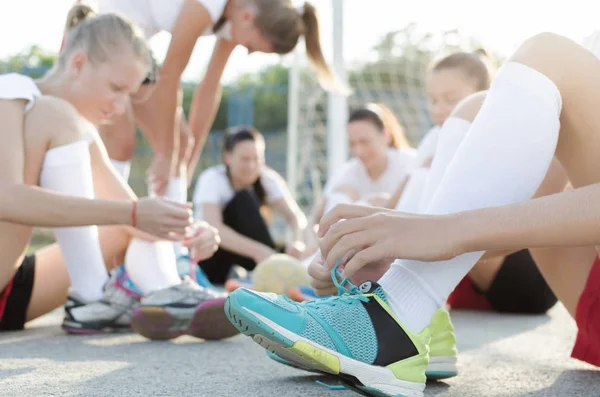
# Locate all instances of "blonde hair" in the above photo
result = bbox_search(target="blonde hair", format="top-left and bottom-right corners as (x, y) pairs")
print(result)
(429, 48), (496, 91)
(243, 0), (349, 94)
(59, 3), (151, 71)
(349, 103), (412, 150)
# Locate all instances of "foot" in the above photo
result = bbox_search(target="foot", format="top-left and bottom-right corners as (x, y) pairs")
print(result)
(225, 272), (430, 397)
(62, 265), (142, 334)
(130, 277), (239, 341)
(265, 307), (458, 381)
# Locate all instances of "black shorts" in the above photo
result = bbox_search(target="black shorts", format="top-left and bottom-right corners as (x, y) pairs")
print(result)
(485, 249), (557, 314)
(0, 255), (36, 331)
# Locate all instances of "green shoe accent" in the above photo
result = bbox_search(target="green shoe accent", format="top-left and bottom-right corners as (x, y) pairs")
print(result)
(425, 308), (458, 380)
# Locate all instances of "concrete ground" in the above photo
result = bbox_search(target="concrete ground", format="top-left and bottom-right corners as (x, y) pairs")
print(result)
(0, 304), (598, 397)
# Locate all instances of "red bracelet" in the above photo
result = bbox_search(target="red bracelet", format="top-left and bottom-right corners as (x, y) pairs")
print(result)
(132, 200), (137, 228)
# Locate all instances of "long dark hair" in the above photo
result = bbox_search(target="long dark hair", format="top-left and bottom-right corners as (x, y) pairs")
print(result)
(222, 126), (267, 206)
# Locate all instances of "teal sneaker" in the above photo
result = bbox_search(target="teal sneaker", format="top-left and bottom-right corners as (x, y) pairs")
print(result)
(225, 268), (430, 397)
(265, 307), (458, 381)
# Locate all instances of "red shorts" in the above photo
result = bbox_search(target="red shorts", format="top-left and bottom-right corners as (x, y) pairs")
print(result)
(571, 255), (600, 367)
(447, 275), (493, 311)
(0, 280), (14, 322)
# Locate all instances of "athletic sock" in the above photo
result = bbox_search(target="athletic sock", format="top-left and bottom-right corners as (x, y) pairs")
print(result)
(379, 62), (562, 332)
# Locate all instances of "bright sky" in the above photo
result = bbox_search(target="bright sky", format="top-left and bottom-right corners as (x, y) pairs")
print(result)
(0, 0), (597, 83)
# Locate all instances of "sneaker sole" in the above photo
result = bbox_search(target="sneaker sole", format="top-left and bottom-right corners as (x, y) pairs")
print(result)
(225, 295), (425, 397)
(425, 356), (458, 380)
(131, 297), (239, 341)
(267, 346), (457, 382)
(62, 322), (131, 335)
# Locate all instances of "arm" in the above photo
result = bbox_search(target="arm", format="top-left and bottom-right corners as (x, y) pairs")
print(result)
(203, 203), (274, 262)
(0, 99), (132, 227)
(88, 135), (161, 241)
(187, 38), (236, 176)
(271, 196), (308, 244)
(458, 185), (598, 255)
(133, 0), (213, 195)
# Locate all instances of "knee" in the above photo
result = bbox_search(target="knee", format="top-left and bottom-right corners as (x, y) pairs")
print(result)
(450, 91), (487, 123)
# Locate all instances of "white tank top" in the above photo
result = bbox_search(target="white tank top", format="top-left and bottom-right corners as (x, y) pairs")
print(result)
(95, 0), (231, 40)
(0, 73), (98, 143)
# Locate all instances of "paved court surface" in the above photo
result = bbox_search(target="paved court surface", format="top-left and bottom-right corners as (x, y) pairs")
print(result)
(0, 304), (598, 397)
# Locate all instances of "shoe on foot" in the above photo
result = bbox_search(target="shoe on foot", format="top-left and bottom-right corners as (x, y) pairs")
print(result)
(225, 269), (430, 397)
(130, 277), (239, 341)
(265, 307), (458, 381)
(62, 265), (142, 334)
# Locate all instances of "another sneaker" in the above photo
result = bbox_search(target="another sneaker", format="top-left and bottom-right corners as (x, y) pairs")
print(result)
(225, 270), (430, 397)
(130, 277), (239, 341)
(62, 265), (142, 334)
(176, 254), (213, 289)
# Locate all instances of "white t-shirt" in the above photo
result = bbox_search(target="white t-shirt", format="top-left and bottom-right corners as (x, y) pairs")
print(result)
(0, 73), (42, 113)
(95, 0), (231, 40)
(323, 148), (418, 200)
(414, 126), (439, 167)
(0, 73), (99, 143)
(193, 164), (289, 219)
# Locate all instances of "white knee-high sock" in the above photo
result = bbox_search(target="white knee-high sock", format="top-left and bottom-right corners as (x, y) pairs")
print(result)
(125, 239), (182, 295)
(166, 176), (187, 258)
(40, 141), (108, 301)
(395, 168), (429, 213)
(417, 117), (472, 213)
(379, 62), (562, 332)
(110, 159), (131, 181)
(148, 174), (189, 258)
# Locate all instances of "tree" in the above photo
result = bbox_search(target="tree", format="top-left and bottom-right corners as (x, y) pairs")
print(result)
(0, 46), (56, 77)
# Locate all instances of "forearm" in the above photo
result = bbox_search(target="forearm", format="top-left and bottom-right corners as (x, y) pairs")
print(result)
(215, 222), (270, 259)
(457, 183), (600, 254)
(288, 213), (308, 243)
(0, 184), (132, 227)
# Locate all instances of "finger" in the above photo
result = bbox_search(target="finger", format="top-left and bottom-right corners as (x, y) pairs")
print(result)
(318, 204), (379, 238)
(310, 277), (335, 290)
(313, 285), (338, 297)
(307, 260), (330, 281)
(324, 230), (378, 269)
(167, 231), (188, 241)
(319, 216), (375, 259)
(343, 245), (387, 279)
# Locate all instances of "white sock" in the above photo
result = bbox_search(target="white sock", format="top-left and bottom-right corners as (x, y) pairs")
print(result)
(125, 239), (182, 295)
(110, 159), (131, 181)
(165, 176), (187, 258)
(148, 175), (188, 258)
(40, 141), (108, 301)
(395, 168), (429, 213)
(380, 62), (562, 332)
(417, 117), (471, 213)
